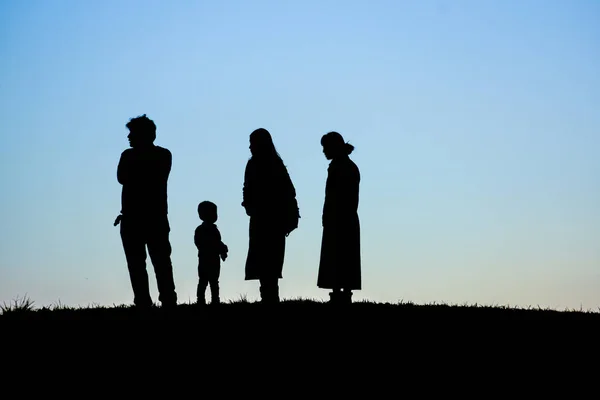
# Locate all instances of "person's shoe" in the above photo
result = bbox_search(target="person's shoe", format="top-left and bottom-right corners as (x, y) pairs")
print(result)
(133, 303), (154, 318)
(134, 296), (154, 309)
(342, 291), (353, 304)
(328, 291), (340, 304)
(260, 295), (280, 304)
(161, 301), (177, 311)
(135, 302), (154, 310)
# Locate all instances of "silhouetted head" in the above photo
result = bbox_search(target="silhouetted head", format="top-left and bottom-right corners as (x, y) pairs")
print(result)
(249, 128), (280, 159)
(126, 114), (156, 148)
(198, 201), (218, 224)
(321, 131), (354, 160)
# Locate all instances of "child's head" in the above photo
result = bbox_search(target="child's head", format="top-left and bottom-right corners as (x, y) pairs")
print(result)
(198, 201), (218, 223)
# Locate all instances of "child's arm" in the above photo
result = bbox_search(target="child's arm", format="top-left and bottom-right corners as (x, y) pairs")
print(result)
(194, 227), (202, 250)
(215, 228), (228, 261)
(220, 244), (228, 261)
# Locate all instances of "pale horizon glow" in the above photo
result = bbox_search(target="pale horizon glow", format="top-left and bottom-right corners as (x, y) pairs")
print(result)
(1, 0), (599, 311)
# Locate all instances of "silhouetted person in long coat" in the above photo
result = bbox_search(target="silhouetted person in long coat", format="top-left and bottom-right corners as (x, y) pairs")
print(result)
(115, 114), (177, 309)
(242, 128), (300, 304)
(317, 131), (361, 304)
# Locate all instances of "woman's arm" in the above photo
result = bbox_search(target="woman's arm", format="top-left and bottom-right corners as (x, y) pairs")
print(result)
(242, 159), (254, 216)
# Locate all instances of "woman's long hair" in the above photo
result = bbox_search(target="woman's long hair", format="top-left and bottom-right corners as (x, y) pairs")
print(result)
(250, 128), (283, 162)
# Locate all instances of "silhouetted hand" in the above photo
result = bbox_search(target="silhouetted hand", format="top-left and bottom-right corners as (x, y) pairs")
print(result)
(114, 214), (122, 226)
(221, 244), (229, 261)
(241, 202), (251, 216)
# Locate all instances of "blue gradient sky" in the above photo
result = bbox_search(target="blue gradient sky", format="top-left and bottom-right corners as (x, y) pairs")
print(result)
(1, 0), (598, 310)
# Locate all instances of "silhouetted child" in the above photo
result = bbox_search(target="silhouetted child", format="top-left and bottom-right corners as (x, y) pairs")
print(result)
(195, 201), (228, 305)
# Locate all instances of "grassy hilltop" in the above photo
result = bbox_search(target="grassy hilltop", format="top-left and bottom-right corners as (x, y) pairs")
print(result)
(2, 294), (598, 368)
(2, 294), (599, 325)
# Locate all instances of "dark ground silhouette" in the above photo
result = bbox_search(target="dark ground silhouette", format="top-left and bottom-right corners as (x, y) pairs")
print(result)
(3, 297), (599, 327)
(115, 114), (177, 308)
(242, 128), (300, 304)
(3, 297), (598, 371)
(2, 299), (595, 388)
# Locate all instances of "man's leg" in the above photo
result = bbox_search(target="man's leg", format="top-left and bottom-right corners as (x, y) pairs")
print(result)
(341, 288), (353, 304)
(120, 219), (153, 308)
(272, 278), (280, 303)
(147, 218), (177, 307)
(208, 278), (220, 304)
(197, 275), (208, 305)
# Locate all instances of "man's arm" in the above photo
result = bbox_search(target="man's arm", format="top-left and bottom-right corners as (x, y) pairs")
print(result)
(161, 148), (172, 182)
(116, 150), (130, 185)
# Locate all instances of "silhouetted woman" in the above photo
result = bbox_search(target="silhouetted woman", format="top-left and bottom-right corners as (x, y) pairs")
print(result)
(317, 131), (361, 304)
(242, 128), (299, 304)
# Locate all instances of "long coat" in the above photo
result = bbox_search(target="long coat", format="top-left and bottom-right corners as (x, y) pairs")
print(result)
(242, 156), (298, 281)
(317, 155), (361, 290)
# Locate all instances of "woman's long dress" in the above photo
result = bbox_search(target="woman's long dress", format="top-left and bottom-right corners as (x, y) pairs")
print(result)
(317, 156), (361, 290)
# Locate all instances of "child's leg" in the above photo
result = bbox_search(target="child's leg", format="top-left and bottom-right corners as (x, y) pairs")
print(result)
(341, 288), (353, 304)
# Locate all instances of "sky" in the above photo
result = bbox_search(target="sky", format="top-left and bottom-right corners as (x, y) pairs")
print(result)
(1, 0), (598, 311)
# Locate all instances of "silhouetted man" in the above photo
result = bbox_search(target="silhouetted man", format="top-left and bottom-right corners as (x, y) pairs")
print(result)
(115, 114), (177, 309)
